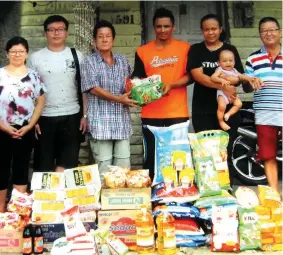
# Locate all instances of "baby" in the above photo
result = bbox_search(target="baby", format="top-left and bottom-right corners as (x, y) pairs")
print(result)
(211, 49), (255, 131)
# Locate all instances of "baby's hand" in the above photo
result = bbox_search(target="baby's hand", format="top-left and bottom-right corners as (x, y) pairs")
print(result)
(221, 79), (231, 87)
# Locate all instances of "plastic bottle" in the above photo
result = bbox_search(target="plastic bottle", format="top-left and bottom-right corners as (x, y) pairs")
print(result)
(33, 217), (44, 254)
(156, 211), (176, 255)
(135, 205), (155, 253)
(23, 223), (33, 255)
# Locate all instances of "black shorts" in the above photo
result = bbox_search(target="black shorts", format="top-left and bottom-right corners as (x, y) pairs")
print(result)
(0, 125), (35, 190)
(33, 112), (81, 172)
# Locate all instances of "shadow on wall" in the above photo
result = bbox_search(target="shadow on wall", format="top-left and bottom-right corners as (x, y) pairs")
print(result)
(0, 2), (21, 67)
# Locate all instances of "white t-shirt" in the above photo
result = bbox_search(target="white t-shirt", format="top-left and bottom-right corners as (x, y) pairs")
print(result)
(28, 47), (83, 117)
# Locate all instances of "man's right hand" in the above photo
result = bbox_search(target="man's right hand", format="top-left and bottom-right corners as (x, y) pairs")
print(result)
(35, 124), (41, 140)
(118, 92), (139, 107)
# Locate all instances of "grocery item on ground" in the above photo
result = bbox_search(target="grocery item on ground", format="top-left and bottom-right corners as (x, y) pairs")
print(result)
(61, 206), (87, 241)
(156, 211), (176, 255)
(211, 204), (240, 252)
(31, 172), (65, 190)
(32, 211), (63, 223)
(104, 166), (129, 188)
(255, 205), (271, 220)
(153, 203), (200, 219)
(32, 190), (65, 201)
(235, 186), (259, 208)
(258, 185), (281, 208)
(238, 207), (261, 250)
(65, 164), (100, 188)
(7, 188), (32, 216)
(32, 201), (65, 212)
(148, 121), (199, 203)
(189, 130), (230, 190)
(135, 205), (155, 253)
(129, 75), (164, 106)
(126, 170), (151, 188)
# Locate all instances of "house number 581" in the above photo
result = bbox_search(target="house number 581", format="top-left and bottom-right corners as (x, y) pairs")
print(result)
(113, 15), (134, 24)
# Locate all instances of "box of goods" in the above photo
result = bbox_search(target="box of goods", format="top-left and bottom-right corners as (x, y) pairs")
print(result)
(0, 229), (23, 253)
(36, 221), (96, 251)
(98, 210), (140, 249)
(101, 188), (151, 210)
(31, 172), (65, 190)
(64, 164), (101, 189)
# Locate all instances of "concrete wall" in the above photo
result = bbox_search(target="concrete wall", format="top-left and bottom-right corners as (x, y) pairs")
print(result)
(228, 1), (282, 101)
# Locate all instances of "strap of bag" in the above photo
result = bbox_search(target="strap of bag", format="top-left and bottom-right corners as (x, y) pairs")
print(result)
(70, 47), (83, 115)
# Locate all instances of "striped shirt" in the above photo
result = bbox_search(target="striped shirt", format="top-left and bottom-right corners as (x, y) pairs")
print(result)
(80, 51), (132, 140)
(245, 45), (282, 126)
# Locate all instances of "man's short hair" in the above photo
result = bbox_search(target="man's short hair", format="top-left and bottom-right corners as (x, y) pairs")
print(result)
(44, 15), (69, 32)
(153, 8), (175, 26)
(259, 17), (281, 31)
(93, 20), (116, 39)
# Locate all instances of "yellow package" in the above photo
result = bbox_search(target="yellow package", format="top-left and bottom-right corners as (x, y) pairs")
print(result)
(258, 185), (281, 208)
(262, 244), (283, 251)
(65, 185), (99, 199)
(161, 167), (177, 187)
(64, 195), (97, 207)
(64, 164), (101, 188)
(179, 168), (194, 188)
(172, 151), (187, 171)
(32, 190), (65, 201)
(260, 220), (276, 233)
(32, 201), (65, 212)
(271, 203), (282, 222)
(32, 212), (62, 223)
(261, 235), (274, 245)
(275, 221), (282, 234)
(273, 233), (283, 244)
(31, 172), (65, 190)
(255, 205), (271, 220)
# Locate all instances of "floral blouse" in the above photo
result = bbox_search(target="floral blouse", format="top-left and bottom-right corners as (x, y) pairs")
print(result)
(0, 68), (46, 126)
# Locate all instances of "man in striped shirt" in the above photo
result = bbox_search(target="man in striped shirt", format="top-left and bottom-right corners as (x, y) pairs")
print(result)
(245, 17), (282, 192)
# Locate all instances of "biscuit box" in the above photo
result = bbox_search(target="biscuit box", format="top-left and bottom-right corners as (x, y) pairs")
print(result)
(33, 221), (96, 251)
(101, 188), (151, 210)
(98, 210), (141, 249)
(0, 229), (23, 253)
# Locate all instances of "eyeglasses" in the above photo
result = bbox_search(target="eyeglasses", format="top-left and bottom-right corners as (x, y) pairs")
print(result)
(46, 28), (67, 33)
(260, 28), (280, 36)
(8, 50), (27, 56)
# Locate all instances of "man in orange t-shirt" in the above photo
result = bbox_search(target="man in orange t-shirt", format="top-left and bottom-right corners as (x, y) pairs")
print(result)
(132, 7), (191, 180)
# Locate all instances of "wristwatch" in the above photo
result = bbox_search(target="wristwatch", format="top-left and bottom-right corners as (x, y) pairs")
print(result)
(83, 114), (87, 118)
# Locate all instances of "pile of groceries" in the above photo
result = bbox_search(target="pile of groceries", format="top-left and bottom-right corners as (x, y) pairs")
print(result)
(0, 118), (282, 255)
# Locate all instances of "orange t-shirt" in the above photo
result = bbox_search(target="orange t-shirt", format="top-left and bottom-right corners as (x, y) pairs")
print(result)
(136, 39), (190, 119)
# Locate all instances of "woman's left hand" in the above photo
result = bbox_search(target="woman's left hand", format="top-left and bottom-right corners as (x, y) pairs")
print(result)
(16, 125), (32, 137)
(80, 117), (88, 134)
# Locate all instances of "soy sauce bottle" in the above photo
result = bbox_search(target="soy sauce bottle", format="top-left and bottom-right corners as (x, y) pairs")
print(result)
(23, 223), (33, 255)
(33, 217), (44, 254)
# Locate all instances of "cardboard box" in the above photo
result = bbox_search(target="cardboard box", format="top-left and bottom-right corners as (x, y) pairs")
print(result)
(98, 210), (140, 248)
(0, 229), (23, 253)
(101, 188), (151, 210)
(33, 221), (96, 251)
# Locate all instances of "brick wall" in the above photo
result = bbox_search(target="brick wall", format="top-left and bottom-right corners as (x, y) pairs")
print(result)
(227, 1), (282, 101)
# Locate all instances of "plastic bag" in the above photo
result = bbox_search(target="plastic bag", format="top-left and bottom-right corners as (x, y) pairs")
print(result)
(211, 205), (239, 252)
(7, 189), (32, 216)
(153, 203), (200, 219)
(258, 185), (281, 208)
(189, 130), (230, 190)
(238, 207), (261, 250)
(235, 186), (259, 208)
(126, 170), (151, 188)
(61, 206), (87, 240)
(129, 75), (163, 106)
(148, 121), (198, 203)
(104, 166), (129, 188)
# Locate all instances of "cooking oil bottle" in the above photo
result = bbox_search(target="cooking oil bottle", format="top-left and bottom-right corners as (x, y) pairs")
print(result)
(135, 205), (155, 253)
(156, 211), (176, 255)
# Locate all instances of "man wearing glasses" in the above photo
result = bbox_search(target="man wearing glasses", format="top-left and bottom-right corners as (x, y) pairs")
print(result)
(245, 17), (282, 193)
(28, 15), (87, 172)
